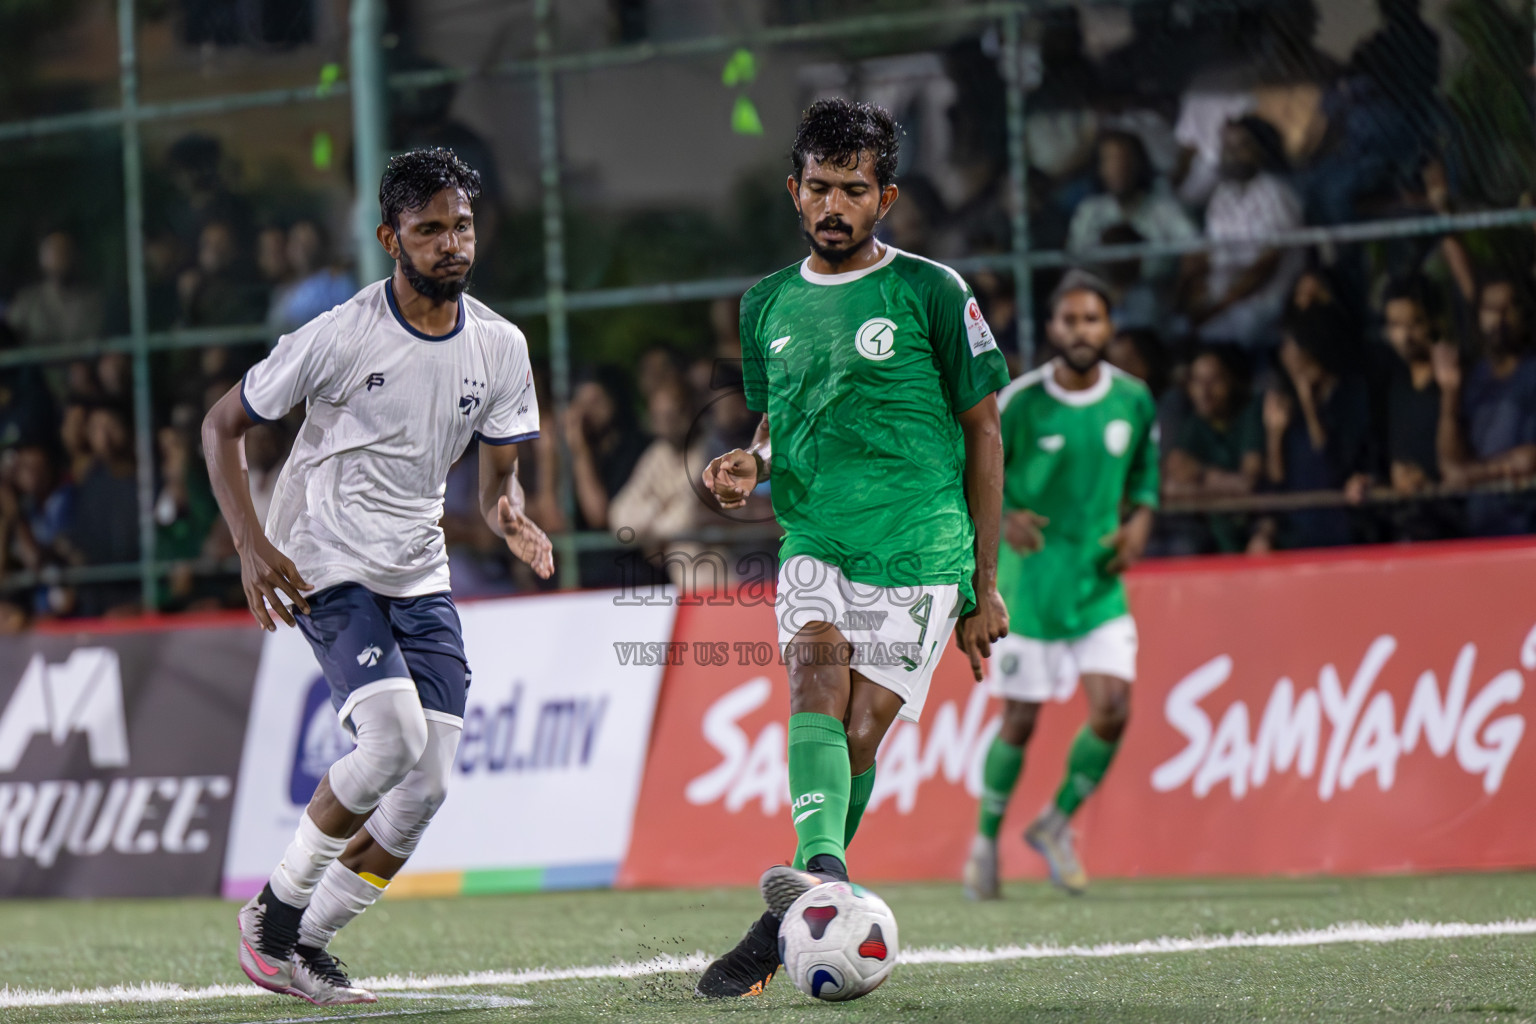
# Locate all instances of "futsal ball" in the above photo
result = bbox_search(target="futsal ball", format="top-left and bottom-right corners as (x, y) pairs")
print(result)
(778, 881), (899, 1001)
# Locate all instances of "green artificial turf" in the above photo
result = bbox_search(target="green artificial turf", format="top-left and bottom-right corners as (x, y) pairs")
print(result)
(2, 873), (1534, 1023)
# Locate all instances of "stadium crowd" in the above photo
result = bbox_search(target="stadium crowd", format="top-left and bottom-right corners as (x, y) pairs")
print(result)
(1, 0), (1534, 625)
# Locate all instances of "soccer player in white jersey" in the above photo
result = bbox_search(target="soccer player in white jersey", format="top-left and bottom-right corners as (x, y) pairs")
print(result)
(202, 148), (552, 1005)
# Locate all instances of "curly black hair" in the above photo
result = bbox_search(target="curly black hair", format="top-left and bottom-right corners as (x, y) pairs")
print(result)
(791, 99), (901, 189)
(378, 147), (482, 230)
(1381, 273), (1443, 322)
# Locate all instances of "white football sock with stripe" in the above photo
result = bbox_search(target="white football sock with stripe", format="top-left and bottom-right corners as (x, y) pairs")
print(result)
(298, 860), (387, 949)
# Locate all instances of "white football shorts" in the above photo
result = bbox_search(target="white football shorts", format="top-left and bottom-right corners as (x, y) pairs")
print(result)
(987, 614), (1138, 704)
(775, 554), (961, 724)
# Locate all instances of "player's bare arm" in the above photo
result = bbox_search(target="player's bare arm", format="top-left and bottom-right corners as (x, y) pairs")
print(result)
(479, 441), (554, 579)
(1102, 504), (1154, 575)
(703, 414), (770, 509)
(955, 395), (1008, 682)
(1003, 509), (1049, 552)
(202, 386), (312, 631)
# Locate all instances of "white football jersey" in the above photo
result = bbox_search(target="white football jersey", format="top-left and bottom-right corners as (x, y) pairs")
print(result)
(241, 279), (539, 598)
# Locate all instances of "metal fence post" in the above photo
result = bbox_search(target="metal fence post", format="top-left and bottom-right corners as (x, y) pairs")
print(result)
(350, 0), (390, 284)
(535, 0), (579, 589)
(117, 0), (156, 609)
(1002, 6), (1034, 368)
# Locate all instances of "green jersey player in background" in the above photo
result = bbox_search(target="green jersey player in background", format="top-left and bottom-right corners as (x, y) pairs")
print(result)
(697, 99), (1011, 997)
(963, 270), (1158, 900)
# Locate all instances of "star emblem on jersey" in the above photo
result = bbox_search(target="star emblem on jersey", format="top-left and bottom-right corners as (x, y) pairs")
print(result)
(459, 377), (485, 418)
(853, 318), (897, 361)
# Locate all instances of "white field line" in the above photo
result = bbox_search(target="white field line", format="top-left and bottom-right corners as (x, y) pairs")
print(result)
(356, 952), (714, 992)
(3, 918), (1533, 1010)
(898, 918), (1536, 964)
(226, 994), (533, 1024)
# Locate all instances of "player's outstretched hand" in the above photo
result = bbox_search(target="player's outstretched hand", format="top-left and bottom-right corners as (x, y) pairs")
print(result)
(1003, 510), (1048, 553)
(499, 495), (555, 579)
(238, 535), (312, 631)
(702, 449), (758, 510)
(956, 586), (1009, 682)
(1102, 509), (1153, 575)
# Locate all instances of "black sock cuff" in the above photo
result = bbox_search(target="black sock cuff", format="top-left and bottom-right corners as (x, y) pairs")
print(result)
(806, 854), (849, 882)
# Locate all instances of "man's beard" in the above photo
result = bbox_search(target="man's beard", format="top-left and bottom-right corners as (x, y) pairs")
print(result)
(802, 216), (862, 267)
(1061, 343), (1103, 374)
(1483, 327), (1513, 360)
(400, 248), (472, 303)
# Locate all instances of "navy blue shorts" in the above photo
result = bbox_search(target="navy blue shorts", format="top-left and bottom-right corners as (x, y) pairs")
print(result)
(295, 583), (470, 730)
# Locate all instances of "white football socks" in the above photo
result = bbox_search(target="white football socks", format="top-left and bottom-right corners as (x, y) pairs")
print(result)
(268, 812), (349, 909)
(298, 860), (387, 949)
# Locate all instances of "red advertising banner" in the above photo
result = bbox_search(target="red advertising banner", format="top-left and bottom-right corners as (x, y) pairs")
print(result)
(619, 540), (1536, 887)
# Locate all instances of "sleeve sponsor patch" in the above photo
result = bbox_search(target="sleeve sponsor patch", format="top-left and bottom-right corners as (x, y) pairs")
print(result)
(964, 297), (997, 356)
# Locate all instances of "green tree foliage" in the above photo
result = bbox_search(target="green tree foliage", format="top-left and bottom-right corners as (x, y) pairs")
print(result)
(1443, 0), (1536, 208)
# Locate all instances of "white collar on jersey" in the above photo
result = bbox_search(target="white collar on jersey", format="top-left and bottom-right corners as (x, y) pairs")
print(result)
(798, 242), (899, 285)
(385, 278), (466, 341)
(1043, 358), (1114, 406)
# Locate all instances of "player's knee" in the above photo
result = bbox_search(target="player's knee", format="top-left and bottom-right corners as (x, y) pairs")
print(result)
(412, 756), (452, 817)
(366, 722), (459, 859)
(844, 717), (883, 776)
(353, 689), (429, 788)
(1089, 693), (1130, 741)
(375, 709), (429, 786)
(370, 775), (448, 859)
(1000, 701), (1039, 747)
(788, 667), (850, 718)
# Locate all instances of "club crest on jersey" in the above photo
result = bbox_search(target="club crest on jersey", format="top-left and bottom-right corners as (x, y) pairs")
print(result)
(854, 317), (898, 361)
(1105, 419), (1132, 456)
(460, 377), (485, 417)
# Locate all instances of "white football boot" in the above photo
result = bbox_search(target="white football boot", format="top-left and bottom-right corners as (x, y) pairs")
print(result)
(962, 834), (1001, 900)
(288, 946), (378, 1005)
(236, 893), (299, 995)
(1023, 805), (1089, 895)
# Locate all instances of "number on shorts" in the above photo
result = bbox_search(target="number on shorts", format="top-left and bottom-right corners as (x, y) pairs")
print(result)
(909, 593), (933, 650)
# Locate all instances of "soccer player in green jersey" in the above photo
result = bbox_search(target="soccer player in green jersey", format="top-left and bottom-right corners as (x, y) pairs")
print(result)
(695, 99), (1012, 998)
(963, 269), (1159, 900)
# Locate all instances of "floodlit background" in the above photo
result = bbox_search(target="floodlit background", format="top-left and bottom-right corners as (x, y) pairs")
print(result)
(2, 0), (1534, 616)
(2, 5), (1536, 1021)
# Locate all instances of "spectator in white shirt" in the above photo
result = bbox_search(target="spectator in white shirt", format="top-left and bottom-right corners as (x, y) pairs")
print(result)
(1179, 116), (1303, 351)
(1068, 130), (1197, 283)
(610, 379), (706, 544)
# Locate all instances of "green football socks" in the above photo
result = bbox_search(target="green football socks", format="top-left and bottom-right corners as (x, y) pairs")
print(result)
(1053, 724), (1120, 818)
(795, 761), (875, 871)
(844, 763), (876, 847)
(977, 735), (1025, 838)
(787, 712), (851, 866)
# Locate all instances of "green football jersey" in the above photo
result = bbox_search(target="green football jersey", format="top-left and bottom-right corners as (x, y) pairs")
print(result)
(996, 361), (1159, 640)
(741, 246), (1011, 611)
